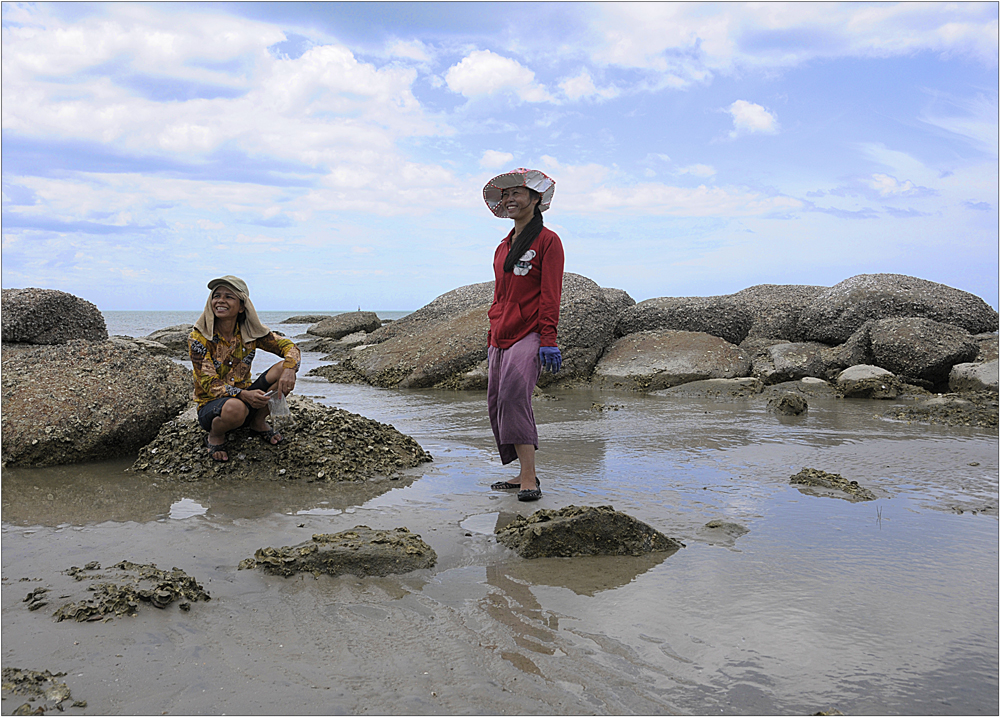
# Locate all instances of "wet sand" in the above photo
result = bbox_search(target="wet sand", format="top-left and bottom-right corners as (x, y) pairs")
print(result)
(2, 362), (998, 715)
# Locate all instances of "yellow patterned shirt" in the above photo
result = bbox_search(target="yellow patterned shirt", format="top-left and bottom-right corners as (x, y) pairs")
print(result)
(188, 324), (301, 408)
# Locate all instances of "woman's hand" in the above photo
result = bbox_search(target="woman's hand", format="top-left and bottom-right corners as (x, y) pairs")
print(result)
(240, 389), (270, 409)
(278, 368), (297, 396)
(539, 346), (562, 373)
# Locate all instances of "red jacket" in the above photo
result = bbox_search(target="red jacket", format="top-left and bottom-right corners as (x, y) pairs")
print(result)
(487, 226), (564, 349)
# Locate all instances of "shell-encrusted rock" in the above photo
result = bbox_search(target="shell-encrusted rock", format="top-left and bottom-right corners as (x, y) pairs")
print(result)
(495, 505), (684, 559)
(790, 468), (876, 502)
(241, 526), (436, 577)
(131, 395), (431, 481)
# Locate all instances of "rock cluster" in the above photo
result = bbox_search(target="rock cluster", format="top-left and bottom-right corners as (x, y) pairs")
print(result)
(306, 272), (996, 396)
(883, 392), (998, 429)
(790, 468), (877, 502)
(131, 395), (432, 481)
(239, 526), (437, 577)
(1, 339), (191, 467)
(495, 505), (684, 558)
(2, 288), (107, 344)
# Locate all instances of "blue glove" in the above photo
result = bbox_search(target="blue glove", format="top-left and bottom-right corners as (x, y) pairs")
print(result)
(539, 346), (562, 373)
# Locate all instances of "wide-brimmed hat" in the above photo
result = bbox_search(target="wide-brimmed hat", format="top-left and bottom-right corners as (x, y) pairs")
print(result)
(483, 168), (555, 218)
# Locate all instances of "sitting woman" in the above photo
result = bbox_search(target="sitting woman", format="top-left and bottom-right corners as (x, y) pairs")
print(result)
(189, 275), (301, 462)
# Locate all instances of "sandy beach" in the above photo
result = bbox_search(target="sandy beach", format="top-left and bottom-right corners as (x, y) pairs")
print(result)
(2, 339), (998, 715)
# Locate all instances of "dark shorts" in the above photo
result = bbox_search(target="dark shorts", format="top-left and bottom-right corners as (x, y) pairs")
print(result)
(197, 372), (272, 432)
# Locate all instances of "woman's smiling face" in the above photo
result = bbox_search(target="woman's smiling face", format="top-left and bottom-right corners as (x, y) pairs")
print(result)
(211, 285), (243, 319)
(500, 186), (539, 222)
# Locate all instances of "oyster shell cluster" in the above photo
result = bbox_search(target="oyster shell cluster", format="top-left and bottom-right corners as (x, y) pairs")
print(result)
(49, 561), (211, 622)
(131, 395), (432, 481)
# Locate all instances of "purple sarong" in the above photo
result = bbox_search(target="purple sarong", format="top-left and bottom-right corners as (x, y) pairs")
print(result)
(487, 332), (541, 465)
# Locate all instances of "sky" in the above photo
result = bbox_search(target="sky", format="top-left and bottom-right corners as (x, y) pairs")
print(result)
(2, 1), (997, 312)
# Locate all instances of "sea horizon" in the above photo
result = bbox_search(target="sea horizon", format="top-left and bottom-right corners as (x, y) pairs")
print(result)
(103, 310), (413, 339)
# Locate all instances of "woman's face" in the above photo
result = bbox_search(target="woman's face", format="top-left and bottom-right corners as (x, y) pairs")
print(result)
(500, 186), (539, 222)
(211, 286), (243, 320)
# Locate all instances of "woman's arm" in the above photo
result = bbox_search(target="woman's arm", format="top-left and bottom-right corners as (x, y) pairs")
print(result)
(537, 231), (564, 347)
(256, 332), (301, 395)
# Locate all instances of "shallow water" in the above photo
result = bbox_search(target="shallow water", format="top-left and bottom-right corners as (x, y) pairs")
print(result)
(2, 361), (997, 715)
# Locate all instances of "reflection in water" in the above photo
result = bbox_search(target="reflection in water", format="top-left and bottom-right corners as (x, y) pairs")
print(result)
(502, 551), (676, 597)
(0, 460), (419, 526)
(168, 497), (208, 520)
(483, 565), (560, 676)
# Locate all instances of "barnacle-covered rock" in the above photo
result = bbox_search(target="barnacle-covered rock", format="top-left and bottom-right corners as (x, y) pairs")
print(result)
(131, 395), (431, 481)
(790, 468), (877, 502)
(50, 561), (210, 622)
(495, 505), (684, 559)
(240, 526), (436, 577)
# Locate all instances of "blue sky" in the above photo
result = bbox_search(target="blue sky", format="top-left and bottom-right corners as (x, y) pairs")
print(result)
(2, 2), (997, 311)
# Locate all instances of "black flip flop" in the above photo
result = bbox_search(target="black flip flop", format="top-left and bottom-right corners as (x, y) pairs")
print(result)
(517, 486), (542, 502)
(205, 436), (228, 462)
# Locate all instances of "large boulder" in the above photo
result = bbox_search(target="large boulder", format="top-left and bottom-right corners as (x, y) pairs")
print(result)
(602, 287), (636, 314)
(280, 314), (334, 324)
(867, 317), (979, 386)
(593, 330), (750, 391)
(239, 527), (436, 577)
(495, 505), (684, 558)
(615, 295), (751, 345)
(974, 334), (999, 363)
(949, 360), (999, 393)
(340, 273), (620, 389)
(1, 340), (191, 466)
(836, 365), (905, 399)
(145, 324), (195, 353)
(2, 288), (107, 344)
(732, 284), (825, 341)
(307, 311), (382, 339)
(798, 274), (998, 344)
(615, 284), (825, 345)
(751, 342), (836, 384)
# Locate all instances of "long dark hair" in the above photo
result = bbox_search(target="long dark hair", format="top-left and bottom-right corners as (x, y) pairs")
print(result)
(503, 189), (544, 273)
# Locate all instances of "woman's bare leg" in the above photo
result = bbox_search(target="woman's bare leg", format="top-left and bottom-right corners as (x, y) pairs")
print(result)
(513, 444), (537, 490)
(208, 398), (250, 461)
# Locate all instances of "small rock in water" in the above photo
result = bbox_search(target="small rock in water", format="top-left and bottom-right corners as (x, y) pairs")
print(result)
(495, 505), (684, 559)
(767, 393), (807, 415)
(790, 468), (877, 502)
(240, 526), (436, 578)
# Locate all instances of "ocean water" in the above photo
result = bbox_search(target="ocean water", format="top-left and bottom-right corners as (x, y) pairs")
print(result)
(102, 310), (412, 338)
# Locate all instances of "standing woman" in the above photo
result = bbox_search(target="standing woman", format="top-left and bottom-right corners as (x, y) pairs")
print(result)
(482, 168), (564, 501)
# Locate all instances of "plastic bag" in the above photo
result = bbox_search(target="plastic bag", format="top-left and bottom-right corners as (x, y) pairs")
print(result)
(268, 391), (294, 432)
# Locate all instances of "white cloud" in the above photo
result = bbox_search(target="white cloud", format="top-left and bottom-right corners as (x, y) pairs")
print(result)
(583, 2), (998, 86)
(386, 39), (432, 64)
(867, 174), (916, 197)
(444, 50), (551, 102)
(480, 150), (514, 168)
(677, 164), (717, 178)
(727, 100), (778, 137)
(537, 158), (798, 217)
(558, 70), (619, 101)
